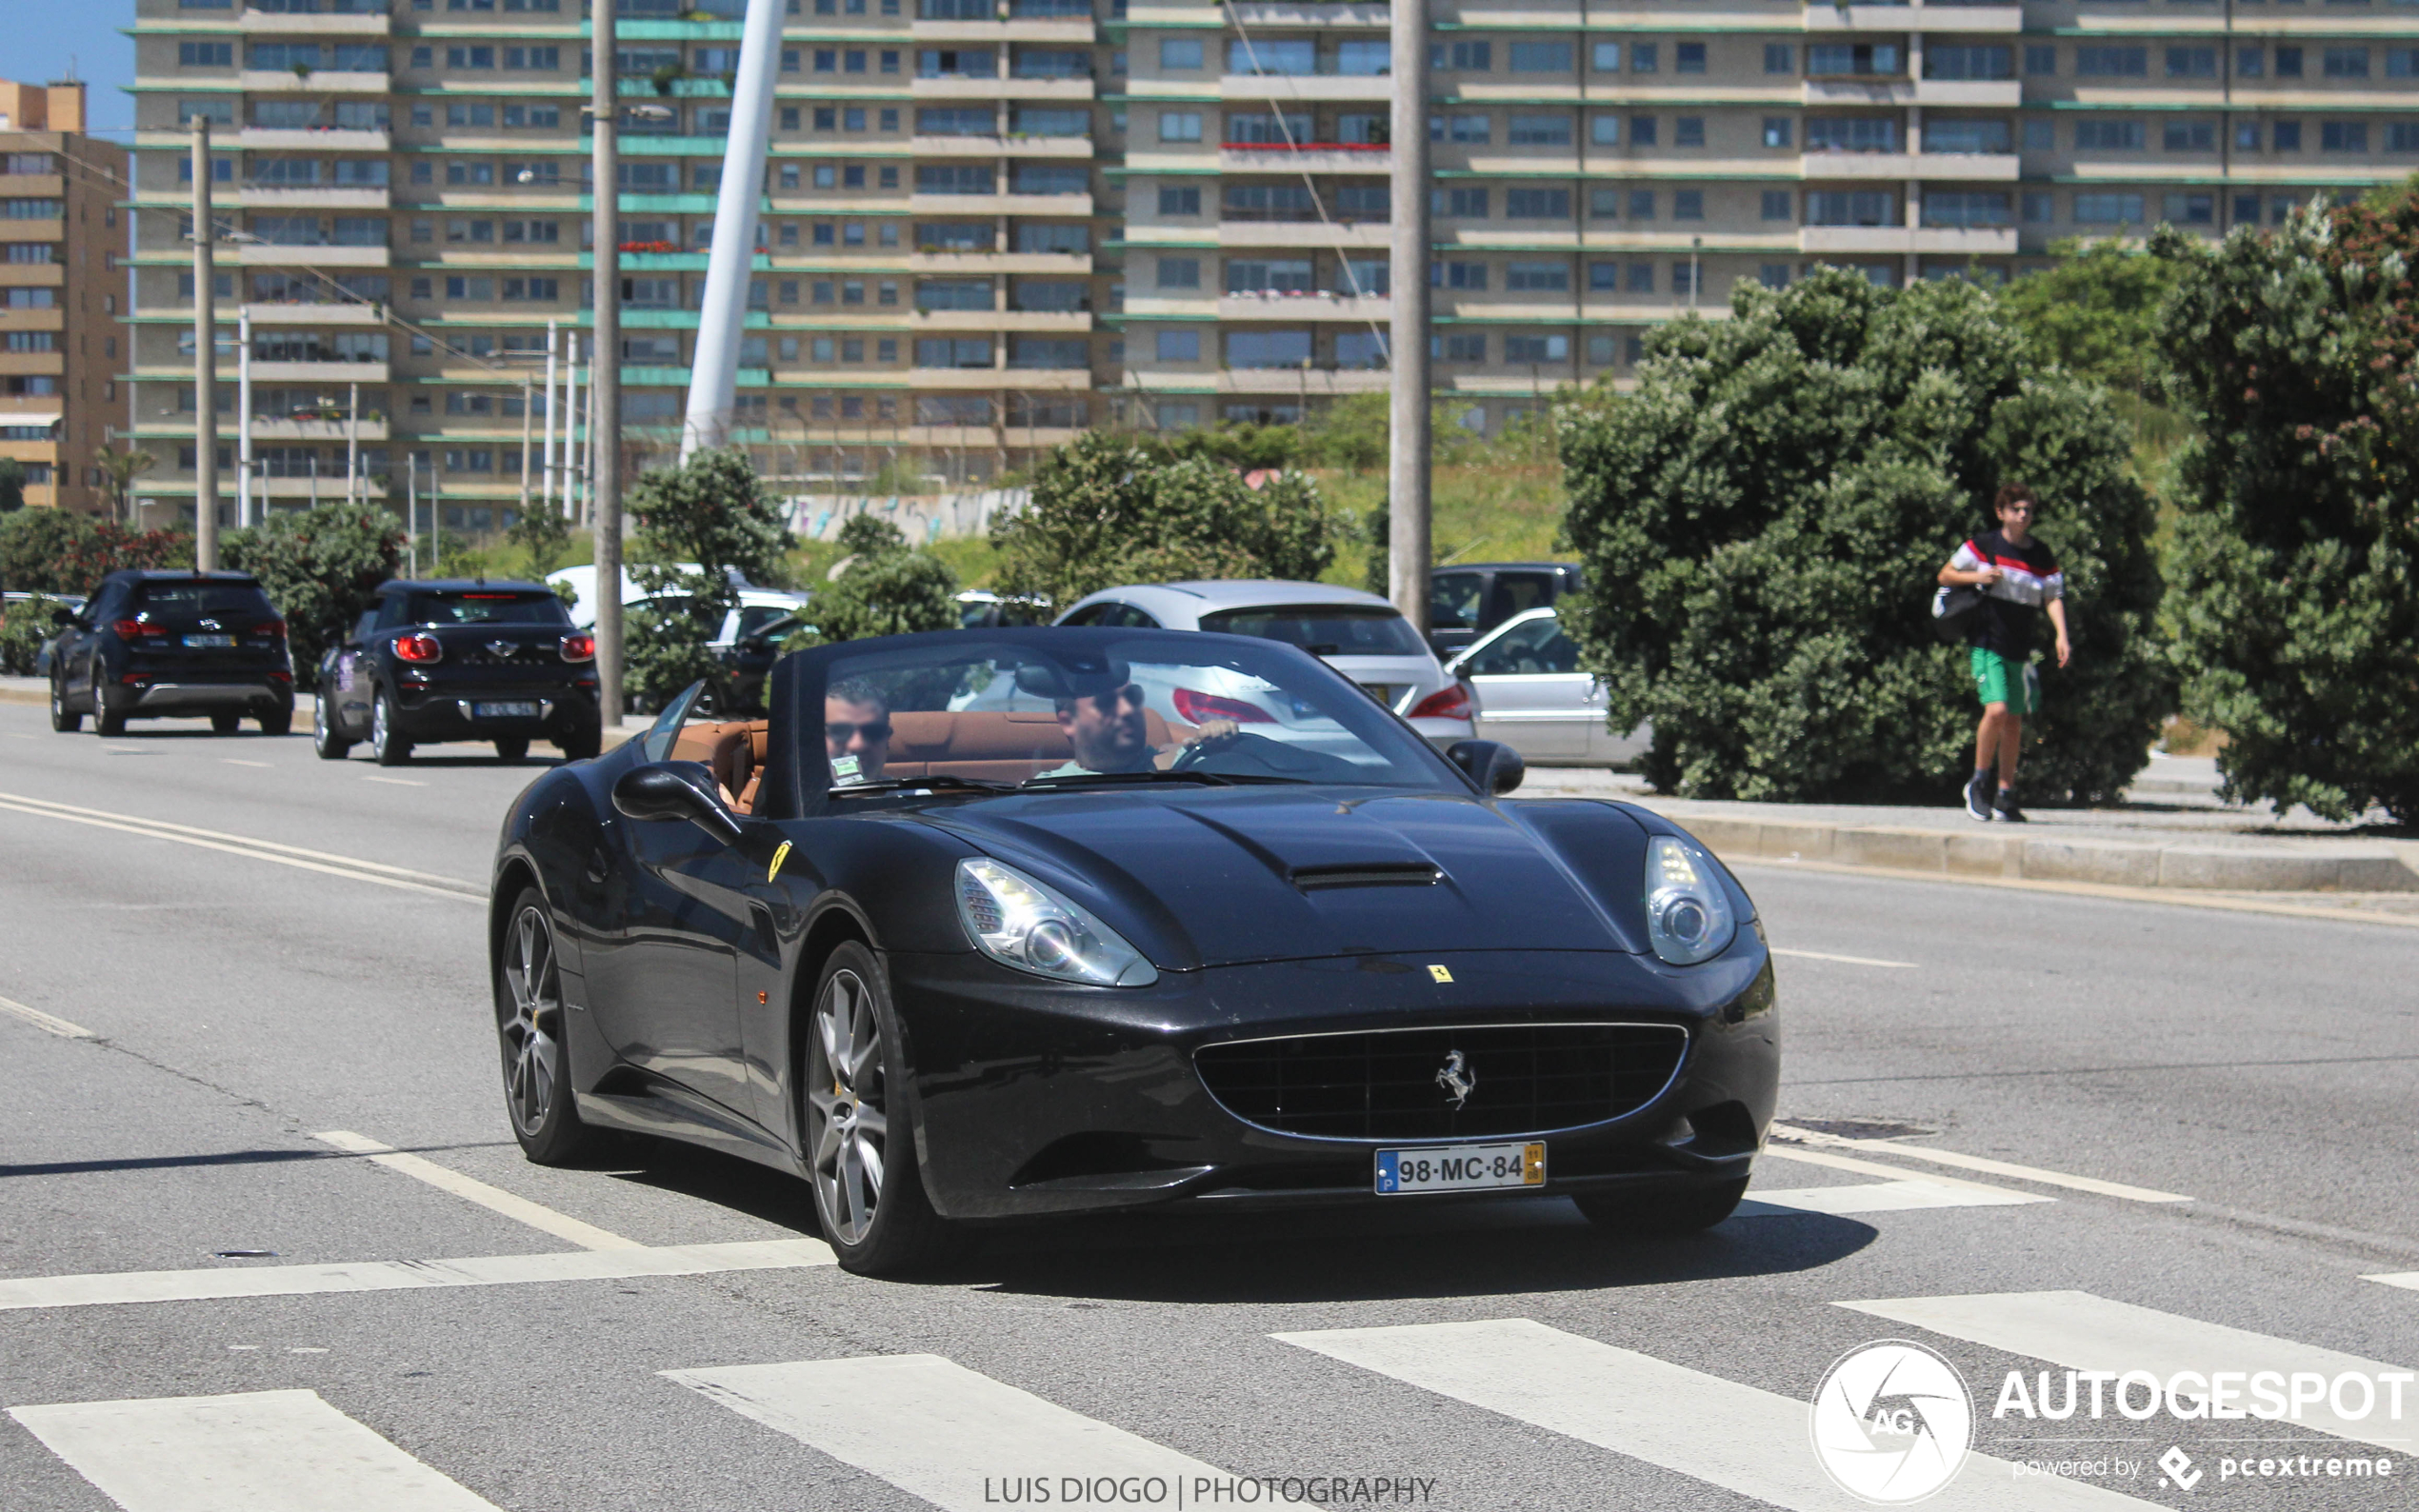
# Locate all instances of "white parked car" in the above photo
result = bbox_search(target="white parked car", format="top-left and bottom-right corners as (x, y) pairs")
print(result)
(1444, 606), (1647, 767)
(1050, 580), (1477, 749)
(545, 564), (806, 649)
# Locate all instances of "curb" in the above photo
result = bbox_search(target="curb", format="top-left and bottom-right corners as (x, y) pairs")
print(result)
(1666, 813), (2419, 895)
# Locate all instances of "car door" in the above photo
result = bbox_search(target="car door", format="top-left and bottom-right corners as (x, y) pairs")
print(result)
(74, 577), (128, 706)
(329, 608), (379, 733)
(1454, 611), (1598, 760)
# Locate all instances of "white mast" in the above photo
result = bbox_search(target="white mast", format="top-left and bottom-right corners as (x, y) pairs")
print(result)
(680, 0), (783, 460)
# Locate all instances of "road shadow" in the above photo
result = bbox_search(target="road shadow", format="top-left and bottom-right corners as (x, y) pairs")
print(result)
(601, 1138), (820, 1234)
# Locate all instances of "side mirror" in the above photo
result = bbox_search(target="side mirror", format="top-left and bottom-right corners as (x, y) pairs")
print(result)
(50, 607), (76, 628)
(1446, 739), (1525, 797)
(612, 761), (745, 845)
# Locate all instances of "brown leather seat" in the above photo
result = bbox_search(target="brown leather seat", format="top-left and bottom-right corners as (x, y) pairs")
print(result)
(668, 719), (769, 813)
(878, 709), (1180, 784)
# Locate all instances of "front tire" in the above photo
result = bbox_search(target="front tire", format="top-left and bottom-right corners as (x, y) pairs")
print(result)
(312, 694), (352, 760)
(370, 689), (411, 766)
(803, 942), (952, 1275)
(495, 889), (601, 1164)
(258, 705), (292, 736)
(49, 675), (80, 732)
(210, 711), (242, 734)
(1574, 1178), (1749, 1237)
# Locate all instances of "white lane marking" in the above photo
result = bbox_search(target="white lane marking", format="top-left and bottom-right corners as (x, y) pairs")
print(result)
(1760, 1145), (2043, 1199)
(1838, 1291), (2419, 1451)
(9, 1388), (502, 1512)
(310, 1130), (642, 1251)
(361, 775), (426, 787)
(1769, 1124), (2192, 1204)
(1739, 1179), (2052, 1217)
(0, 993), (91, 1039)
(2364, 1272), (2419, 1293)
(1273, 1319), (2153, 1510)
(1770, 948), (1917, 968)
(667, 1356), (1227, 1512)
(219, 758), (271, 767)
(0, 1239), (833, 1312)
(0, 789), (481, 893)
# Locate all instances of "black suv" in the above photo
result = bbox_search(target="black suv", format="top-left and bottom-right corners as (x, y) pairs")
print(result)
(315, 579), (601, 765)
(49, 570), (295, 735)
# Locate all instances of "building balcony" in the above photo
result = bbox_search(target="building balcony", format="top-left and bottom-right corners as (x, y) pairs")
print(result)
(0, 174), (65, 197)
(1800, 225), (2018, 255)
(909, 192), (1094, 217)
(240, 70), (390, 94)
(911, 76), (1095, 102)
(0, 218), (65, 240)
(1218, 144), (1391, 175)
(249, 415), (390, 442)
(241, 301), (386, 326)
(908, 19), (1096, 46)
(1804, 4), (2019, 33)
(238, 8), (391, 35)
(1218, 221), (1389, 249)
(1211, 368), (1390, 395)
(912, 133), (1094, 159)
(1226, 4), (1392, 30)
(237, 128), (390, 153)
(1217, 291), (1391, 322)
(1800, 150), (2020, 181)
(235, 243), (390, 268)
(1222, 74), (1392, 103)
(249, 359), (391, 383)
(236, 185), (391, 210)
(1915, 79), (2024, 108)
(910, 309), (1093, 331)
(0, 352), (65, 376)
(908, 250), (1092, 274)
(910, 365), (1091, 390)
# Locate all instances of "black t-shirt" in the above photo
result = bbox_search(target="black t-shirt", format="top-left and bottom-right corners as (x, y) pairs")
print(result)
(1950, 529), (2064, 658)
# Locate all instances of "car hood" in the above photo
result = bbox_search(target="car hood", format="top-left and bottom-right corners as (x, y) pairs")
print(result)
(917, 787), (1655, 970)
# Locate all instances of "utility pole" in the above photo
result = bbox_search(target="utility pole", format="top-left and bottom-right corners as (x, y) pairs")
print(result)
(236, 307), (252, 527)
(591, 7), (625, 727)
(346, 381), (361, 505)
(542, 319), (559, 515)
(1386, 0), (1431, 636)
(682, 0), (783, 459)
(191, 118), (219, 568)
(517, 374), (534, 525)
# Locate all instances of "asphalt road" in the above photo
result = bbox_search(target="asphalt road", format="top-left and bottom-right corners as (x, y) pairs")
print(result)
(2, 701), (2414, 1512)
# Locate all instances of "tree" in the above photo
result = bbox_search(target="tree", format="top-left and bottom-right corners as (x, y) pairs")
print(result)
(0, 459), (24, 514)
(220, 502), (408, 690)
(813, 512), (960, 642)
(1998, 238), (2181, 395)
(2153, 202), (2419, 822)
(1556, 267), (2173, 805)
(0, 508), (191, 597)
(991, 430), (1337, 607)
(506, 498), (571, 580)
(93, 446), (156, 525)
(622, 448), (795, 708)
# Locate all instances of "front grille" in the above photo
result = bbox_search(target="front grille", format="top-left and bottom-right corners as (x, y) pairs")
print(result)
(1193, 1023), (1688, 1142)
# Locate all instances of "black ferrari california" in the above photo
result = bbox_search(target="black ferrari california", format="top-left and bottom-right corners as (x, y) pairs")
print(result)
(489, 627), (1777, 1273)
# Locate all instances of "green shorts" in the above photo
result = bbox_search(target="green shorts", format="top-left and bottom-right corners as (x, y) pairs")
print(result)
(1971, 647), (2040, 715)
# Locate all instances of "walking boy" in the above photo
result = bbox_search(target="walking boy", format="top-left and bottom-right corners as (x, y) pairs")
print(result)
(1939, 483), (2070, 822)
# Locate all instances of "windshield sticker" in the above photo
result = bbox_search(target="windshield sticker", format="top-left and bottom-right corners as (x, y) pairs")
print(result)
(830, 754), (862, 784)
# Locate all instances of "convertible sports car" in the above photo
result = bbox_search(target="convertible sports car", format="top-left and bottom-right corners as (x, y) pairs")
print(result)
(489, 627), (1776, 1274)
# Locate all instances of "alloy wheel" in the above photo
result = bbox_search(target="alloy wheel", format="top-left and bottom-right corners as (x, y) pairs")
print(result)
(808, 968), (889, 1245)
(499, 905), (563, 1137)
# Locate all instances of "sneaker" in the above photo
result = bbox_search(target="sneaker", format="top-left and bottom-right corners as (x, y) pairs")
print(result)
(1992, 791), (2028, 824)
(1964, 773), (1993, 822)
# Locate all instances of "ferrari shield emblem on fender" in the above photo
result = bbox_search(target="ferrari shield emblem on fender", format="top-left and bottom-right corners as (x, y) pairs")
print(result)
(1427, 964), (1453, 984)
(767, 841), (791, 884)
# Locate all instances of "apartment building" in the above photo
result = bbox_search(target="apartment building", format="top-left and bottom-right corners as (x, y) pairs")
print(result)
(129, 0), (2419, 516)
(0, 81), (127, 516)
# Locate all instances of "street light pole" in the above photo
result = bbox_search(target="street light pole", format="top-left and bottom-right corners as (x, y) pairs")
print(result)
(236, 307), (252, 527)
(542, 319), (559, 515)
(1387, 0), (1432, 637)
(591, 6), (625, 728)
(191, 118), (219, 568)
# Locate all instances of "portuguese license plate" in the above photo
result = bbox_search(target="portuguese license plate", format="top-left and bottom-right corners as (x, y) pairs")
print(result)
(182, 633), (234, 647)
(472, 700), (539, 719)
(1375, 1141), (1546, 1195)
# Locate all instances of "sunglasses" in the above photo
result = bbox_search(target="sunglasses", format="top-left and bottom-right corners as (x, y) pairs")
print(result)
(826, 720), (891, 743)
(1088, 684), (1145, 711)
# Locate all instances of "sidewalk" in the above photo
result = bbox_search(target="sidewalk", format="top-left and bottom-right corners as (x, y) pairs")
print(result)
(1521, 756), (2419, 897)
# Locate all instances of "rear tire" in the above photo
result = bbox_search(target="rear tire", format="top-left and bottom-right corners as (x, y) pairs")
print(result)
(1574, 1178), (1749, 1237)
(311, 694), (352, 760)
(93, 672), (127, 738)
(495, 888), (602, 1164)
(258, 706), (292, 736)
(803, 942), (955, 1276)
(210, 711), (242, 734)
(370, 690), (411, 766)
(49, 676), (80, 733)
(493, 737), (530, 763)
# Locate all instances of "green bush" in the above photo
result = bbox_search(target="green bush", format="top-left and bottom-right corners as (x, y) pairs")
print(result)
(1557, 268), (2173, 805)
(623, 448), (795, 709)
(220, 503), (409, 691)
(813, 512), (960, 642)
(992, 430), (1337, 607)
(0, 509), (192, 598)
(2153, 203), (2419, 822)
(0, 593), (68, 675)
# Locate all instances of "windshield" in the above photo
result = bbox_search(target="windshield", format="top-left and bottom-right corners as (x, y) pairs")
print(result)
(814, 632), (1453, 795)
(131, 583), (276, 619)
(1197, 604), (1428, 658)
(406, 591), (570, 627)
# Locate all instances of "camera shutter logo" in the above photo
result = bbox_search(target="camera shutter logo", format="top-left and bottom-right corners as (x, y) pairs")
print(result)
(1809, 1340), (1974, 1503)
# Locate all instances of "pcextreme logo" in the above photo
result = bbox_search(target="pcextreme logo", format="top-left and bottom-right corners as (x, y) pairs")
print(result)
(1810, 1341), (1976, 1504)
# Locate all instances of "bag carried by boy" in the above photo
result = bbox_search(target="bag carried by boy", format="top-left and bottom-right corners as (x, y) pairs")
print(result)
(1929, 583), (1988, 645)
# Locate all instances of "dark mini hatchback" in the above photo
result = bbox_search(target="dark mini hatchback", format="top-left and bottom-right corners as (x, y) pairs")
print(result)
(315, 579), (601, 765)
(49, 570), (295, 736)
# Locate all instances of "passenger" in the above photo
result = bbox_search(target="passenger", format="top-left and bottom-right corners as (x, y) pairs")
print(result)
(825, 678), (891, 786)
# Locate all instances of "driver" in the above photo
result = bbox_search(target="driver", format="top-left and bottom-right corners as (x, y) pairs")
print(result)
(1037, 679), (1238, 778)
(825, 678), (891, 786)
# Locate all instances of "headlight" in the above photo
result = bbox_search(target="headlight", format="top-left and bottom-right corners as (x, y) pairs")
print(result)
(1643, 834), (1737, 966)
(955, 858), (1158, 987)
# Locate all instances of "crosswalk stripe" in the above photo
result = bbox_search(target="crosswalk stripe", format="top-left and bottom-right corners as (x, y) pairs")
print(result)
(666, 1355), (1227, 1512)
(1741, 1179), (2053, 1217)
(1838, 1291), (2418, 1452)
(1769, 1124), (2190, 1204)
(8, 1388), (500, 1512)
(0, 1238), (833, 1311)
(2364, 1271), (2419, 1293)
(1762, 1144), (2045, 1200)
(1273, 1319), (2156, 1511)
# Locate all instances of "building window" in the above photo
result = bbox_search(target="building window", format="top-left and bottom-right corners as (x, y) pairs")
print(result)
(2322, 120), (2370, 151)
(2164, 120), (2216, 152)
(1763, 118), (1791, 149)
(2276, 47), (2304, 78)
(2073, 192), (2146, 226)
(1590, 116), (1619, 147)
(1762, 189), (1792, 221)
(2025, 46), (2056, 76)
(1155, 329), (1200, 361)
(2075, 47), (2148, 77)
(2324, 48), (2370, 78)
(1764, 44), (1793, 75)
(1159, 187), (1201, 216)
(2274, 121), (2303, 151)
(1675, 117), (1705, 148)
(1676, 43), (1707, 74)
(1509, 114), (1571, 147)
(1159, 111), (1202, 143)
(1631, 116), (1658, 148)
(1593, 43), (1622, 73)
(1509, 42), (1571, 73)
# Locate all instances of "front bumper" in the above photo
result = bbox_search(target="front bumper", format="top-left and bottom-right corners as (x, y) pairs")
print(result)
(888, 940), (1778, 1221)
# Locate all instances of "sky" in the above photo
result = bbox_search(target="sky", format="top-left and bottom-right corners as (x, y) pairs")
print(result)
(9, 6), (138, 136)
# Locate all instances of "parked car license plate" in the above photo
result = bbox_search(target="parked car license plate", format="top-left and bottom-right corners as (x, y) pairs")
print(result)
(1374, 1141), (1545, 1195)
(182, 633), (234, 647)
(472, 700), (540, 719)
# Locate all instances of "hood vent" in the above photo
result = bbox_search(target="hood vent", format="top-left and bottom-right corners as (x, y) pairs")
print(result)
(1289, 863), (1443, 892)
